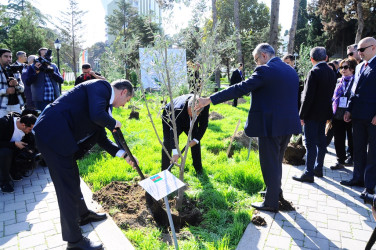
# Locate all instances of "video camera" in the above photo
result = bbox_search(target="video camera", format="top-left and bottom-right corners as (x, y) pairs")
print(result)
(5, 64), (24, 75)
(35, 49), (54, 73)
(361, 192), (376, 208)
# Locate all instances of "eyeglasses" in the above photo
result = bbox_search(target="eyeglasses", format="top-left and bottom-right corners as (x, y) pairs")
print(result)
(254, 56), (259, 64)
(357, 45), (373, 52)
(340, 65), (349, 70)
(347, 52), (354, 57)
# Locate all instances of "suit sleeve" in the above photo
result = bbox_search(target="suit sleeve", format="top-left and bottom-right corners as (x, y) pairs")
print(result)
(299, 70), (317, 119)
(97, 128), (120, 157)
(193, 104), (209, 141)
(211, 66), (264, 105)
(86, 83), (116, 131)
(49, 64), (64, 83)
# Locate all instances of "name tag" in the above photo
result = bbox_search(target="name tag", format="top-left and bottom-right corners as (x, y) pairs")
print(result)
(339, 97), (348, 108)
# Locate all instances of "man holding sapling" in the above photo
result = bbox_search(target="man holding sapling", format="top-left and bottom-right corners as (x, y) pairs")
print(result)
(196, 43), (301, 212)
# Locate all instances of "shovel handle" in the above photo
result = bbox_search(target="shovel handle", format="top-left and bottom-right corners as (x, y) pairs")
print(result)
(112, 128), (146, 180)
(167, 147), (186, 171)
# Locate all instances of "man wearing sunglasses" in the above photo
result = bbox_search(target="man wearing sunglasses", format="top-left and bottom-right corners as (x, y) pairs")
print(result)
(343, 37), (376, 197)
(347, 44), (362, 63)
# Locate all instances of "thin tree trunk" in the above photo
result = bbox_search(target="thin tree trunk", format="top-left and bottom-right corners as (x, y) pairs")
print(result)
(212, 0), (220, 91)
(234, 0), (242, 64)
(287, 0), (300, 54)
(268, 0), (280, 52)
(71, 7), (77, 78)
(355, 0), (364, 44)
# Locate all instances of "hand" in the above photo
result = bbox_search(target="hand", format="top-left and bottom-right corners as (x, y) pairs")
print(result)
(125, 155), (139, 169)
(189, 140), (197, 147)
(300, 119), (304, 126)
(372, 115), (376, 126)
(8, 79), (17, 87)
(171, 154), (180, 164)
(15, 141), (27, 149)
(113, 120), (121, 132)
(35, 62), (42, 69)
(344, 111), (352, 122)
(6, 87), (15, 95)
(89, 70), (96, 76)
(372, 206), (376, 221)
(195, 97), (211, 111)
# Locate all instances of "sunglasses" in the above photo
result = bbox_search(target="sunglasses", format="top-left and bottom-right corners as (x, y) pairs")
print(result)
(347, 52), (354, 57)
(357, 45), (373, 52)
(340, 65), (349, 70)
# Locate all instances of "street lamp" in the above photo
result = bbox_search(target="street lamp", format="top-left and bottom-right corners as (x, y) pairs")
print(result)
(54, 38), (62, 94)
(293, 52), (299, 67)
(94, 58), (100, 72)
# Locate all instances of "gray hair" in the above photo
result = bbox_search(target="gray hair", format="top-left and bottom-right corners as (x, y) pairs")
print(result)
(252, 43), (275, 57)
(16, 51), (26, 58)
(188, 95), (203, 113)
(347, 44), (357, 50)
(310, 47), (327, 61)
(111, 79), (134, 97)
(27, 55), (36, 64)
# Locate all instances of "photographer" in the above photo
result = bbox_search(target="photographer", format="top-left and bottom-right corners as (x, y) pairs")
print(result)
(0, 112), (36, 193)
(75, 63), (105, 86)
(25, 48), (63, 111)
(0, 49), (25, 118)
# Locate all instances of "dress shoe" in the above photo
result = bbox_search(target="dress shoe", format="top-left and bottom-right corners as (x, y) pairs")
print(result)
(313, 169), (323, 177)
(344, 157), (353, 166)
(330, 163), (344, 170)
(340, 179), (364, 187)
(361, 188), (375, 196)
(80, 211), (107, 226)
(259, 191), (283, 200)
(292, 173), (314, 183)
(251, 201), (278, 213)
(67, 236), (103, 250)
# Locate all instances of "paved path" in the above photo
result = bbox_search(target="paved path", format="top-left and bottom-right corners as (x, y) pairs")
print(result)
(0, 166), (134, 250)
(237, 143), (376, 250)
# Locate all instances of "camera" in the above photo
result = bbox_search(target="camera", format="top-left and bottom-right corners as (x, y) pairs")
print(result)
(35, 49), (54, 73)
(361, 192), (376, 208)
(5, 65), (24, 74)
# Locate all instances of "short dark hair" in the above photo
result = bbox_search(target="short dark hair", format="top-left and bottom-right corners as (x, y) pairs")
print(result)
(339, 58), (358, 72)
(20, 114), (37, 127)
(330, 60), (339, 66)
(0, 48), (11, 57)
(38, 48), (48, 56)
(82, 63), (91, 69)
(239, 63), (243, 67)
(111, 79), (134, 97)
(310, 47), (327, 61)
(327, 62), (336, 72)
(16, 51), (26, 58)
(282, 54), (295, 61)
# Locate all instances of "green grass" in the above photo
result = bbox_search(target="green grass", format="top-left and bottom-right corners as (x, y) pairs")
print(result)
(77, 95), (264, 249)
(61, 83), (74, 92)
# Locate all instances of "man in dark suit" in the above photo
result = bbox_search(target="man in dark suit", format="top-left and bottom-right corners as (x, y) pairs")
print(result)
(162, 94), (209, 174)
(33, 79), (136, 250)
(230, 63), (243, 107)
(196, 43), (301, 212)
(342, 37), (376, 194)
(293, 47), (336, 183)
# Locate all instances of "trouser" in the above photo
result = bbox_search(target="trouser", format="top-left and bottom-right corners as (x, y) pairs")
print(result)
(34, 101), (52, 112)
(304, 120), (327, 176)
(0, 109), (7, 118)
(232, 98), (238, 107)
(0, 147), (14, 184)
(35, 137), (89, 242)
(332, 119), (353, 163)
(258, 135), (291, 209)
(352, 119), (376, 189)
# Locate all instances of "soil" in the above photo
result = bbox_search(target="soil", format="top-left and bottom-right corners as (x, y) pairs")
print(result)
(129, 111), (140, 120)
(93, 181), (202, 233)
(209, 111), (224, 120)
(251, 215), (267, 226)
(283, 143), (306, 166)
(279, 197), (296, 211)
(224, 97), (247, 105)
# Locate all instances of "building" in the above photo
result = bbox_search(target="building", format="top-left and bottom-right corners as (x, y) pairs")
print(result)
(102, 0), (162, 44)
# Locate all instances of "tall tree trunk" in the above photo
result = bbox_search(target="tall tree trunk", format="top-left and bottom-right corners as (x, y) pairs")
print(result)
(355, 0), (364, 44)
(212, 0), (220, 91)
(71, 8), (77, 78)
(268, 0), (280, 52)
(234, 0), (242, 64)
(287, 0), (300, 54)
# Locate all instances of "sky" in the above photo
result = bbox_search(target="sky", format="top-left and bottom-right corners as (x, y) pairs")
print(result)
(1, 0), (298, 48)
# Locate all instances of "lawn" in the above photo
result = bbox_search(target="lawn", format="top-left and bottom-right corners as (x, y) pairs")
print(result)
(77, 94), (264, 249)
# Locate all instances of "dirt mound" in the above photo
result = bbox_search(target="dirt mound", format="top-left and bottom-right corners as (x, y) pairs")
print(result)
(209, 111), (224, 120)
(225, 97), (247, 105)
(279, 198), (296, 211)
(283, 143), (306, 165)
(229, 131), (258, 150)
(129, 111), (140, 120)
(251, 215), (266, 226)
(93, 181), (202, 231)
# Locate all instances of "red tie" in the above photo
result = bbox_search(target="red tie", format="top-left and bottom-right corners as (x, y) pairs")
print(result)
(365, 62), (368, 68)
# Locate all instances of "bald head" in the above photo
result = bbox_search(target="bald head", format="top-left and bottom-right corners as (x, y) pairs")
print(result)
(358, 37), (376, 62)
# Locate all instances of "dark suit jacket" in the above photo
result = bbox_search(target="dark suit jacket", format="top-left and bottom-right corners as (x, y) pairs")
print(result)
(33, 80), (119, 157)
(0, 112), (21, 149)
(348, 59), (376, 120)
(230, 69), (242, 86)
(211, 57), (301, 137)
(299, 62), (336, 121)
(163, 94), (209, 149)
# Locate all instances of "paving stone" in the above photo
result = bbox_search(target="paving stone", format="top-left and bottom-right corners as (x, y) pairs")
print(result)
(4, 221), (30, 236)
(0, 211), (15, 222)
(19, 234), (45, 249)
(30, 221), (55, 234)
(14, 193), (35, 203)
(265, 234), (291, 248)
(46, 234), (64, 248)
(0, 235), (18, 248)
(280, 225), (305, 241)
(341, 237), (367, 249)
(327, 220), (351, 232)
(316, 228), (341, 242)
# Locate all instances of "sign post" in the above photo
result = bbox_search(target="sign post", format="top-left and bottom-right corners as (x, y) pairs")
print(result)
(139, 170), (185, 250)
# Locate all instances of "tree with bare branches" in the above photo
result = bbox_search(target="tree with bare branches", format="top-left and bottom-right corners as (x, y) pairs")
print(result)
(288, 0), (300, 54)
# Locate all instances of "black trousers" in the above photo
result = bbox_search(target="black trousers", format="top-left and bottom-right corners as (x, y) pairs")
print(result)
(36, 137), (89, 242)
(161, 115), (202, 172)
(332, 119), (353, 163)
(258, 135), (291, 209)
(0, 147), (14, 184)
(352, 119), (376, 190)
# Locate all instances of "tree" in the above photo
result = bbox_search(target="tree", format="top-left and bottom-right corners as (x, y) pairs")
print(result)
(287, 0), (300, 54)
(269, 0), (280, 51)
(234, 0), (242, 64)
(212, 0), (221, 91)
(57, 0), (86, 78)
(294, 0), (308, 52)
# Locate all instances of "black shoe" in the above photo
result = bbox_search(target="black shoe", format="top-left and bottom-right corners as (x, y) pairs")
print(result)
(80, 211), (107, 226)
(360, 188), (375, 196)
(292, 173), (314, 183)
(259, 191), (284, 200)
(340, 179), (364, 187)
(344, 157), (353, 166)
(313, 169), (323, 177)
(251, 201), (278, 213)
(1, 182), (14, 193)
(10, 173), (23, 181)
(67, 236), (103, 250)
(330, 163), (344, 170)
